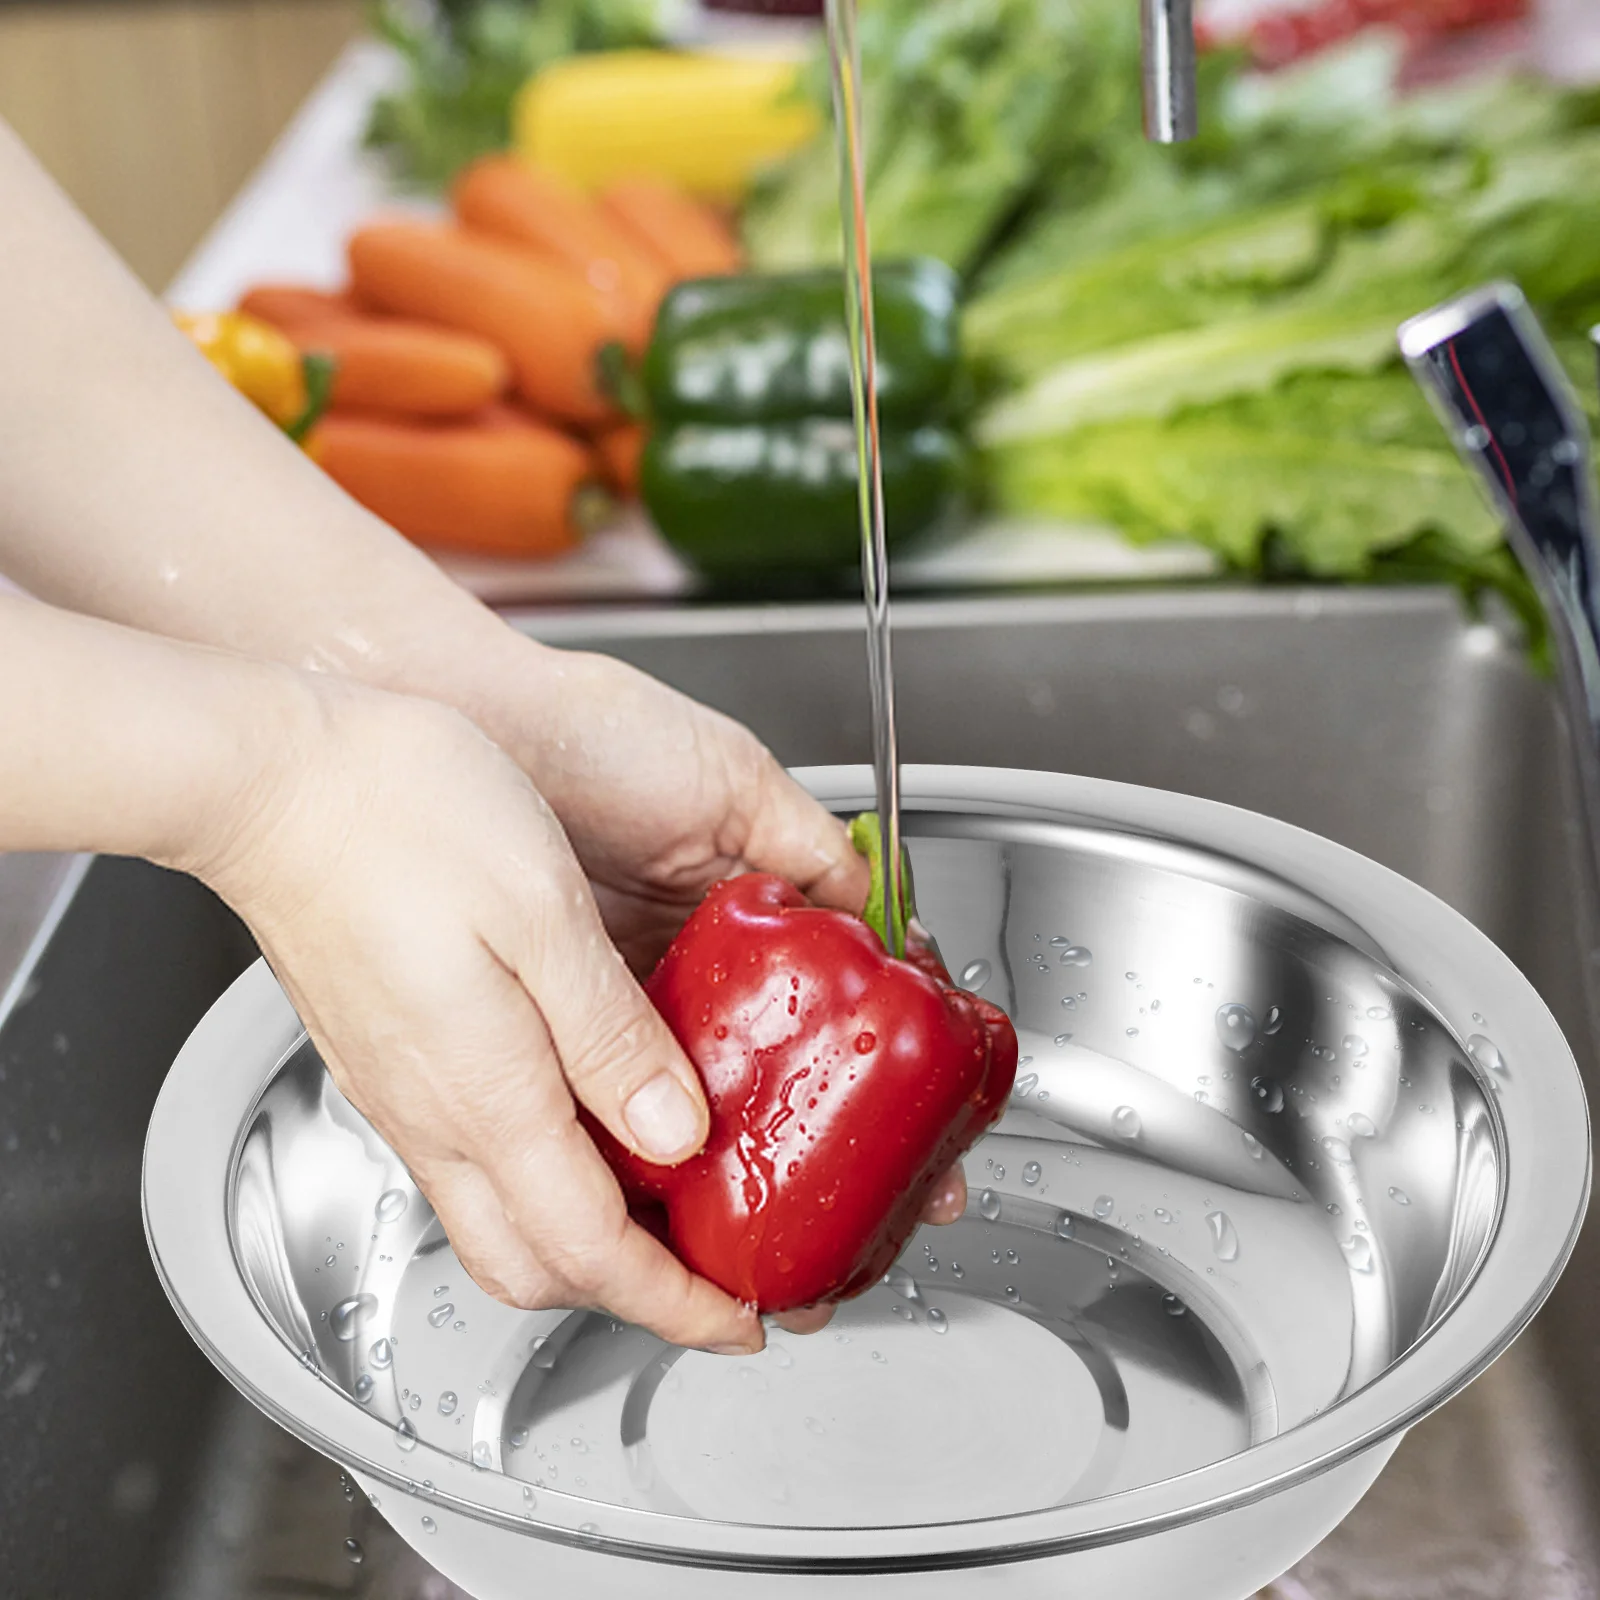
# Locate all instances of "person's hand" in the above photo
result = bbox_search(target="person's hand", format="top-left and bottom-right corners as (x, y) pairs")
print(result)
(446, 640), (972, 1337)
(194, 676), (766, 1354)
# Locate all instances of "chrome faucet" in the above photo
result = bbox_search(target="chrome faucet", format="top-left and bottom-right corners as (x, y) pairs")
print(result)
(1142, 0), (1198, 142)
(1401, 284), (1600, 1015)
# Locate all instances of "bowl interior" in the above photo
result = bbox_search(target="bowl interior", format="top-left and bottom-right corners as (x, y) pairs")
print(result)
(230, 809), (1503, 1532)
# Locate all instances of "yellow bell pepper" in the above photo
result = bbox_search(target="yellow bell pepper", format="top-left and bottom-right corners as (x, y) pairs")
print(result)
(512, 51), (819, 203)
(172, 310), (332, 441)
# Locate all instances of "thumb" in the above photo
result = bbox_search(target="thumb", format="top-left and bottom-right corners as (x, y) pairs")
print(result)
(517, 859), (710, 1165)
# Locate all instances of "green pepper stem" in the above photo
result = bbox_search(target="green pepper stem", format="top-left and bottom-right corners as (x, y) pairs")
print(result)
(595, 341), (649, 422)
(285, 352), (336, 443)
(849, 811), (910, 956)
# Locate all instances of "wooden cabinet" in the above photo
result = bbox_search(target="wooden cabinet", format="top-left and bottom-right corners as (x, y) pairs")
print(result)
(0, 0), (362, 289)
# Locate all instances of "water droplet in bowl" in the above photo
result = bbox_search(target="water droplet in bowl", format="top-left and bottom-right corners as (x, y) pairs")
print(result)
(1342, 1235), (1374, 1273)
(1111, 1105), (1142, 1139)
(977, 1189), (1001, 1221)
(883, 1265), (920, 1300)
(1467, 1034), (1507, 1075)
(1216, 1004), (1256, 1052)
(1093, 1195), (1115, 1219)
(1347, 1111), (1377, 1138)
(959, 960), (991, 991)
(331, 1295), (378, 1343)
(1250, 1077), (1283, 1112)
(375, 1189), (408, 1223)
(1206, 1210), (1240, 1262)
(1022, 1160), (1042, 1185)
(427, 1303), (455, 1329)
(369, 1338), (393, 1370)
(1059, 946), (1093, 967)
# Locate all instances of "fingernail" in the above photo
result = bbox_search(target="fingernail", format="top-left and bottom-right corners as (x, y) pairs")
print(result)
(624, 1072), (701, 1160)
(705, 1340), (762, 1357)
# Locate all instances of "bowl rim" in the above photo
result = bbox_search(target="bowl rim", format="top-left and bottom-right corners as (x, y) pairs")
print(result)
(143, 764), (1592, 1572)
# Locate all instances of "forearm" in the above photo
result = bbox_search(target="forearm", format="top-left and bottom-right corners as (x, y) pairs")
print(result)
(0, 119), (533, 728)
(0, 592), (311, 875)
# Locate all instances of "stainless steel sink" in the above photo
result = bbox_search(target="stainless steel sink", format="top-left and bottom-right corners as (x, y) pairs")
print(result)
(3, 584), (1596, 1598)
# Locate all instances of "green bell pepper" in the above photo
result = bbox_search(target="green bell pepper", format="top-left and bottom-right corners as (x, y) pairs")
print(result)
(640, 260), (965, 579)
(641, 421), (962, 577)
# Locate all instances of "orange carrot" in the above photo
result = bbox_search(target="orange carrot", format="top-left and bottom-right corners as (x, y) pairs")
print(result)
(237, 284), (359, 330)
(272, 320), (509, 419)
(348, 222), (626, 427)
(309, 406), (601, 557)
(596, 422), (645, 498)
(241, 283), (509, 416)
(452, 156), (669, 353)
(599, 179), (744, 279)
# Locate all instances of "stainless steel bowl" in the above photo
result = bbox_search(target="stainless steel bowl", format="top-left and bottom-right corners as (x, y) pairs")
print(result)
(143, 765), (1590, 1600)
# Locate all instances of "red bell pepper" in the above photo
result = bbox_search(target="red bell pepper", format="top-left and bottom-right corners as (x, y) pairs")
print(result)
(592, 822), (1018, 1312)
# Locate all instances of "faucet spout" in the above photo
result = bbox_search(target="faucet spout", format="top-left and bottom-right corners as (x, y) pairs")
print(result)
(1141, 0), (1198, 143)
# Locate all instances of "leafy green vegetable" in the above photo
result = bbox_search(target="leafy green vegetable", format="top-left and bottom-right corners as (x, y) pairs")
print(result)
(365, 0), (667, 189)
(744, 0), (1144, 281)
(746, 0), (1600, 642)
(987, 369), (1497, 573)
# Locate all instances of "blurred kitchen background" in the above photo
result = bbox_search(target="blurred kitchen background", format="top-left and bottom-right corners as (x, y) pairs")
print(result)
(8, 0), (1600, 608)
(3, 0), (1594, 292)
(1, 0), (361, 288)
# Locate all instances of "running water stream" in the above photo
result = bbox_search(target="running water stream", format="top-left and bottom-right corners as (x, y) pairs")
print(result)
(824, 0), (906, 954)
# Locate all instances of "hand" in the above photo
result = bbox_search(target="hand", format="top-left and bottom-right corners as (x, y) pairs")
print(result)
(196, 677), (766, 1354)
(446, 639), (972, 1336)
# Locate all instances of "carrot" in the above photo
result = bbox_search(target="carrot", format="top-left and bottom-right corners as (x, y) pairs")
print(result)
(241, 282), (509, 416)
(237, 285), (359, 331)
(452, 156), (670, 353)
(285, 321), (509, 418)
(309, 406), (602, 557)
(596, 422), (645, 498)
(348, 222), (626, 427)
(599, 179), (744, 279)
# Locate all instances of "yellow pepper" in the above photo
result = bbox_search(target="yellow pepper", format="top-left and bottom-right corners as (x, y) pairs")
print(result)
(512, 51), (819, 203)
(172, 310), (332, 440)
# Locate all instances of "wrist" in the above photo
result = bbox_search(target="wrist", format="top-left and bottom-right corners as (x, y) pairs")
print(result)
(145, 654), (332, 902)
